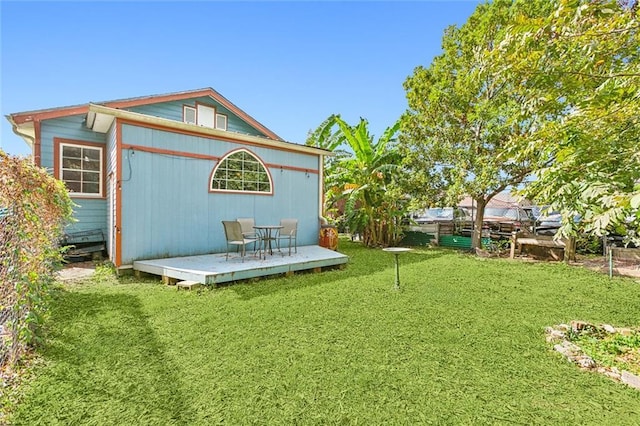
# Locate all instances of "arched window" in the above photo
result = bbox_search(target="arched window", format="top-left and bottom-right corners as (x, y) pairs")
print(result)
(210, 149), (272, 194)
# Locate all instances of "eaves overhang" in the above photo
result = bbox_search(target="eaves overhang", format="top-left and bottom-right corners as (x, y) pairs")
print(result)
(5, 114), (36, 150)
(87, 104), (334, 157)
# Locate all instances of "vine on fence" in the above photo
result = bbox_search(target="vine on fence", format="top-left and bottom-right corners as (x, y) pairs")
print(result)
(0, 150), (72, 369)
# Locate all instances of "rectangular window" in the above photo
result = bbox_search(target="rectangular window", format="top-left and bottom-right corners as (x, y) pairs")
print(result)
(59, 142), (104, 197)
(216, 113), (228, 131)
(197, 104), (215, 128)
(183, 105), (196, 124)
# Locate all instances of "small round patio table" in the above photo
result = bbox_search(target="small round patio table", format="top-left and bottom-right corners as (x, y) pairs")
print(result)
(253, 225), (283, 259)
(382, 247), (412, 290)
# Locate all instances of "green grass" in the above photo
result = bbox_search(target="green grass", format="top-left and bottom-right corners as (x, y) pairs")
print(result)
(4, 241), (640, 425)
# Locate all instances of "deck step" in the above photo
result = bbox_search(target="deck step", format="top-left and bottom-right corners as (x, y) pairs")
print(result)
(176, 280), (204, 290)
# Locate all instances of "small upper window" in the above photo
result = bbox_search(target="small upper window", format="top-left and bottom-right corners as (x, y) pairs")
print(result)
(59, 142), (104, 197)
(216, 113), (228, 131)
(183, 106), (196, 125)
(210, 149), (272, 194)
(183, 104), (228, 131)
(197, 104), (215, 128)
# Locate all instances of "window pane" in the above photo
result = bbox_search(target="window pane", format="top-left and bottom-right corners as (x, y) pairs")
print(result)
(83, 183), (100, 194)
(63, 158), (82, 170)
(227, 180), (242, 191)
(245, 161), (259, 172)
(66, 181), (81, 192)
(62, 170), (81, 181)
(83, 171), (100, 183)
(211, 179), (223, 190)
(63, 146), (81, 158)
(258, 182), (271, 192)
(83, 158), (100, 171)
(227, 159), (242, 171)
(83, 148), (100, 161)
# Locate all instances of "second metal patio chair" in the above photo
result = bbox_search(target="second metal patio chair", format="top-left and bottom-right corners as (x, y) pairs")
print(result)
(237, 217), (263, 257)
(275, 218), (298, 255)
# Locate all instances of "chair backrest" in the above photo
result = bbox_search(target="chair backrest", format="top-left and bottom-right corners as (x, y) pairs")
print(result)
(222, 221), (244, 242)
(280, 219), (298, 235)
(236, 218), (255, 235)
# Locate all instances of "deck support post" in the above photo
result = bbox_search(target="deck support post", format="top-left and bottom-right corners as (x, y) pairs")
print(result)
(162, 275), (178, 285)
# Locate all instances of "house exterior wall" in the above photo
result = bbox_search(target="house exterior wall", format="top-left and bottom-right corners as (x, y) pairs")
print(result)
(118, 123), (320, 265)
(12, 91), (325, 266)
(125, 96), (267, 138)
(40, 115), (108, 240)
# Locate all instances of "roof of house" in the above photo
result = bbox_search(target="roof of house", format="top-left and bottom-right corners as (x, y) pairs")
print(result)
(459, 192), (532, 208)
(6, 87), (283, 140)
(6, 88), (333, 157)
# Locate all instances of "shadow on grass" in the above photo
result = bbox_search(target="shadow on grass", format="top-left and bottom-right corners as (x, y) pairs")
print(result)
(15, 289), (195, 424)
(227, 241), (449, 301)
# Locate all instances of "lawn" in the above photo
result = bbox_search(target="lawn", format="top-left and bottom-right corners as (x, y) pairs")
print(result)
(4, 241), (640, 424)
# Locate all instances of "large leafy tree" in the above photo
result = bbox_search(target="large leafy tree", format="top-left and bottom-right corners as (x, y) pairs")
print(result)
(307, 115), (406, 247)
(496, 0), (640, 241)
(400, 0), (553, 249)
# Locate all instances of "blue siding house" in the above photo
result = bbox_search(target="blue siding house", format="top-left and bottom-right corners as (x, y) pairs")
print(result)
(7, 88), (332, 268)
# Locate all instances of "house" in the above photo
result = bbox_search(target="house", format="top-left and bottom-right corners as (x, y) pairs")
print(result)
(6, 88), (333, 269)
(458, 192), (533, 210)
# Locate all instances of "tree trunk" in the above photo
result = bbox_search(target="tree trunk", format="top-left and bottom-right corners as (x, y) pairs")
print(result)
(471, 197), (487, 250)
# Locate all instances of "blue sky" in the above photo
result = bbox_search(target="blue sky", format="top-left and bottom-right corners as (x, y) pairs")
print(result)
(1, 1), (479, 156)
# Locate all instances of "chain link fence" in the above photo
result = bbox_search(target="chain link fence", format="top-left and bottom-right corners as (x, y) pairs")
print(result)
(0, 207), (20, 367)
(0, 152), (72, 374)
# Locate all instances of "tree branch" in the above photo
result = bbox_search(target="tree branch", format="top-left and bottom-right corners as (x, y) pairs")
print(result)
(562, 24), (640, 39)
(562, 70), (640, 79)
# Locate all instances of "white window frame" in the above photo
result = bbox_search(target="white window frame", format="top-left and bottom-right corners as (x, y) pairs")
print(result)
(58, 142), (104, 198)
(183, 105), (197, 125)
(210, 149), (273, 194)
(196, 104), (216, 128)
(216, 113), (228, 131)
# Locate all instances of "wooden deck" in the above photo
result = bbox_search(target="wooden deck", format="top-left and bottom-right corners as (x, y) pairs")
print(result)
(132, 245), (348, 285)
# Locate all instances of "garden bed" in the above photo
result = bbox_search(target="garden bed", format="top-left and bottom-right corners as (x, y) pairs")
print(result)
(546, 321), (640, 390)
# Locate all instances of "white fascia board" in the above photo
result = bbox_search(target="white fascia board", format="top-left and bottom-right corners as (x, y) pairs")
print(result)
(87, 104), (335, 157)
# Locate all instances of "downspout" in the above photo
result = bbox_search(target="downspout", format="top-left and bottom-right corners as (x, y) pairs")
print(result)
(318, 154), (328, 225)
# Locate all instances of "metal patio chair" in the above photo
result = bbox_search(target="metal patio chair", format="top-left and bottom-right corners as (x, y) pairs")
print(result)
(275, 218), (298, 255)
(222, 220), (259, 262)
(237, 217), (259, 239)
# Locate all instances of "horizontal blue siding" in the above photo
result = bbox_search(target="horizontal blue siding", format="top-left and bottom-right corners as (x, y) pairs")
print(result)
(119, 124), (320, 264)
(126, 95), (269, 138)
(40, 116), (107, 241)
(40, 115), (106, 170)
(65, 199), (108, 240)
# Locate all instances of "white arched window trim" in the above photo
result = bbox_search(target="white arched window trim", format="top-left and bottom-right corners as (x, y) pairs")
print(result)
(209, 148), (273, 195)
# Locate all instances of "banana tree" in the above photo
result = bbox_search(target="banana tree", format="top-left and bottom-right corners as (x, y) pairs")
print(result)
(308, 115), (406, 247)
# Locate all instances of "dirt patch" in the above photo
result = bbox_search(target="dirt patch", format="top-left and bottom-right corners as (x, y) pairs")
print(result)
(56, 261), (96, 282)
(571, 257), (640, 279)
